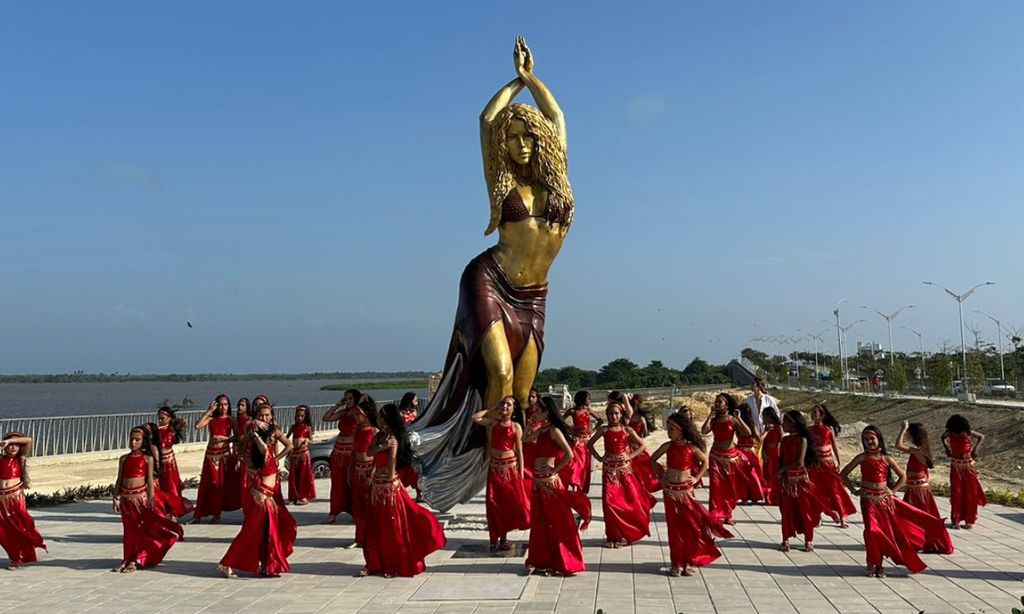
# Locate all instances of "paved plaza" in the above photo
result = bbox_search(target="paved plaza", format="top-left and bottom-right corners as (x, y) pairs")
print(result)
(1, 476), (1022, 614)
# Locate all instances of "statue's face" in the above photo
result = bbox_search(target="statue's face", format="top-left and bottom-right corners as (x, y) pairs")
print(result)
(505, 118), (534, 166)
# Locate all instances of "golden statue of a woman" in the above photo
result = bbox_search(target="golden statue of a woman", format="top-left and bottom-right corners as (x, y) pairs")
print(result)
(413, 37), (574, 511)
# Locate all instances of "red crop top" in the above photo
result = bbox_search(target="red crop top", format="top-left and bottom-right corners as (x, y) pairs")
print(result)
(667, 443), (695, 472)
(373, 446), (391, 469)
(208, 416), (233, 439)
(491, 423), (516, 452)
(535, 428), (562, 458)
(354, 426), (376, 455)
(762, 426), (781, 447)
(780, 434), (804, 465)
(861, 452), (888, 483)
(123, 453), (147, 478)
(338, 411), (357, 438)
(571, 409), (591, 434)
(907, 453), (929, 479)
(810, 424), (834, 449)
(604, 428), (629, 455)
(292, 424), (311, 441)
(258, 446), (278, 477)
(711, 417), (734, 443)
(948, 433), (972, 459)
(0, 456), (22, 480)
(159, 426), (176, 450)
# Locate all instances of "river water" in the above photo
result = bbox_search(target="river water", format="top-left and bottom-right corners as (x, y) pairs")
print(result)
(0, 380), (428, 418)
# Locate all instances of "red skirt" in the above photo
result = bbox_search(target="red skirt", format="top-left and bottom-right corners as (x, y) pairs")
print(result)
(0, 485), (45, 565)
(761, 447), (781, 506)
(158, 452), (193, 518)
(397, 464), (420, 497)
(601, 459), (652, 545)
(629, 449), (662, 495)
(363, 474), (447, 577)
(351, 460), (374, 546)
(736, 445), (766, 502)
(118, 486), (183, 568)
(707, 448), (743, 522)
(522, 440), (537, 495)
(486, 457), (531, 545)
(861, 489), (946, 573)
(904, 484), (954, 554)
(220, 483), (297, 575)
(561, 439), (592, 493)
(949, 459), (986, 525)
(779, 469), (827, 542)
(222, 452), (242, 512)
(525, 473), (591, 576)
(194, 448), (229, 519)
(807, 456), (857, 522)
(329, 447), (353, 517)
(287, 449), (317, 503)
(663, 481), (732, 567)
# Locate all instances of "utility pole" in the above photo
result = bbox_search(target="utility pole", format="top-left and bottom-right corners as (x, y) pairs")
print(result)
(834, 299), (846, 389)
(922, 280), (995, 394)
(900, 326), (926, 381)
(975, 310), (1006, 381)
(860, 304), (914, 365)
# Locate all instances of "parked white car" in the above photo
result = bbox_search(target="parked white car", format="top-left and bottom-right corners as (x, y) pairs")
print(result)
(983, 379), (1017, 397)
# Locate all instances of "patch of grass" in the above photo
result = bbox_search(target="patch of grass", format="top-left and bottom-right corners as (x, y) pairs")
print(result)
(320, 380), (427, 391)
(26, 477), (201, 508)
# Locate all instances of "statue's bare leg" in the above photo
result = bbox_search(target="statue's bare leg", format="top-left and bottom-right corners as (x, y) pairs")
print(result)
(512, 334), (540, 409)
(480, 321), (515, 410)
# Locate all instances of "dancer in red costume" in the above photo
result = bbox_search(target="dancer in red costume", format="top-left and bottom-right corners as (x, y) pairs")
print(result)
(286, 405), (316, 505)
(235, 396), (261, 503)
(650, 414), (732, 576)
(675, 405), (702, 488)
(734, 402), (766, 504)
(777, 410), (829, 552)
(841, 425), (947, 578)
(192, 395), (238, 523)
(396, 392), (422, 501)
(587, 401), (651, 548)
(219, 404), (296, 578)
(112, 427), (183, 572)
(941, 414), (987, 529)
(895, 421), (954, 554)
(0, 433), (45, 569)
(622, 394), (660, 494)
(322, 389), (360, 523)
(360, 404), (446, 577)
(524, 396), (590, 576)
(700, 393), (754, 524)
(473, 396), (531, 552)
(759, 407), (783, 506)
(349, 396), (379, 549)
(156, 407), (193, 520)
(809, 403), (856, 527)
(522, 388), (543, 494)
(562, 391), (603, 493)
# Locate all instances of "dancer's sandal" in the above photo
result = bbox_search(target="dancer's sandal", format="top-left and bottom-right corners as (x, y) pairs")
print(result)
(669, 566), (682, 577)
(217, 564), (237, 578)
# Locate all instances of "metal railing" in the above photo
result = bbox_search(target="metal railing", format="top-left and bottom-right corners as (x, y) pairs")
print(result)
(0, 403), (393, 457)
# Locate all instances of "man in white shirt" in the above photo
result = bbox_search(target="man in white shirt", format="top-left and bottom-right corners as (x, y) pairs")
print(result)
(743, 377), (777, 435)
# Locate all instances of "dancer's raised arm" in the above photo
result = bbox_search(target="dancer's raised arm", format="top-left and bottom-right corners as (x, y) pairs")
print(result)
(516, 37), (565, 149)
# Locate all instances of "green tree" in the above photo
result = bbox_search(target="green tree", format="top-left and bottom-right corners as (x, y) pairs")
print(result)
(966, 353), (986, 393)
(598, 358), (640, 387)
(887, 360), (908, 394)
(928, 357), (953, 396)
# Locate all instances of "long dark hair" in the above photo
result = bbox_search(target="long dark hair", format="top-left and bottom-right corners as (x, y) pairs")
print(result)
(345, 389), (362, 407)
(907, 422), (934, 469)
(861, 424), (894, 487)
(715, 392), (740, 416)
(398, 392), (418, 412)
(144, 422), (163, 478)
(158, 406), (185, 444)
(761, 406), (781, 428)
(133, 424), (161, 479)
(782, 410), (818, 467)
(945, 413), (971, 435)
(250, 422), (277, 471)
(573, 390), (591, 409)
(813, 402), (841, 434)
(214, 393), (232, 418)
(359, 396), (380, 428)
(738, 402), (757, 435)
(249, 395), (267, 419)
(380, 403), (416, 469)
(666, 412), (705, 452)
(541, 396), (575, 446)
(237, 397), (251, 420)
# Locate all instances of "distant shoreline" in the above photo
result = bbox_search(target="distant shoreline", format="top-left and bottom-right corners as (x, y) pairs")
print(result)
(0, 372), (432, 384)
(320, 380), (428, 391)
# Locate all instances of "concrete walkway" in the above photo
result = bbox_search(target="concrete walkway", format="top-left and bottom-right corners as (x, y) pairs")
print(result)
(1, 476), (1022, 614)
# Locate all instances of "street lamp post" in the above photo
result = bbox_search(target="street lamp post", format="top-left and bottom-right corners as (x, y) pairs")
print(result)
(834, 299), (847, 389)
(840, 319), (865, 387)
(975, 310), (1006, 381)
(860, 304), (914, 365)
(922, 281), (995, 393)
(900, 326), (926, 381)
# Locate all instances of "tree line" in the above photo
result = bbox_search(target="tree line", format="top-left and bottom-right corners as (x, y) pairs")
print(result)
(532, 357), (730, 390)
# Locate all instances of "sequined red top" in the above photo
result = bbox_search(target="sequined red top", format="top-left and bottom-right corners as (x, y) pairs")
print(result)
(604, 428), (629, 455)
(159, 425), (176, 450)
(780, 434), (805, 466)
(258, 445), (278, 478)
(373, 445), (391, 470)
(810, 424), (835, 454)
(123, 453), (148, 478)
(535, 428), (563, 458)
(628, 416), (646, 436)
(0, 456), (22, 480)
(291, 424), (311, 441)
(861, 452), (888, 483)
(208, 416), (233, 439)
(667, 443), (696, 472)
(490, 423), (516, 452)
(570, 409), (591, 436)
(354, 426), (376, 455)
(947, 433), (973, 459)
(711, 417), (735, 444)
(762, 426), (782, 448)
(338, 411), (357, 438)
(906, 453), (929, 482)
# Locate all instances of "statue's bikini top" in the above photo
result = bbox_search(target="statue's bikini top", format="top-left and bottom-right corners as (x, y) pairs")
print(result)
(501, 189), (542, 224)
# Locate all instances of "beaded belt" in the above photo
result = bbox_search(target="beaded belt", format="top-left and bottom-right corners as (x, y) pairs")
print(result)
(859, 485), (893, 502)
(906, 472), (929, 487)
(290, 447), (310, 458)
(332, 440), (354, 454)
(119, 484), (148, 501)
(0, 482), (24, 501)
(710, 447), (740, 464)
(816, 446), (834, 457)
(663, 479), (695, 501)
(532, 472), (563, 494)
(251, 480), (275, 504)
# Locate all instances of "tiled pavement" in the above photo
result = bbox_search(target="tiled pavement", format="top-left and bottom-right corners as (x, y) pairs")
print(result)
(1, 476), (1022, 614)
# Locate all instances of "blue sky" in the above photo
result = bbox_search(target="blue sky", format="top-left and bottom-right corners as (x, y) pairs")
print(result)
(2, 2), (1022, 374)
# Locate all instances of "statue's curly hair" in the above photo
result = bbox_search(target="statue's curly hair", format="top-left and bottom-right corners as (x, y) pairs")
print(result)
(485, 103), (574, 235)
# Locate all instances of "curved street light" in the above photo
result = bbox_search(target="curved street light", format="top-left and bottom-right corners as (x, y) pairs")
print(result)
(922, 281), (995, 393)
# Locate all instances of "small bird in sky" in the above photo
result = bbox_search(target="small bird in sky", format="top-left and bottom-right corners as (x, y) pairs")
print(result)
(186, 321), (193, 328)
